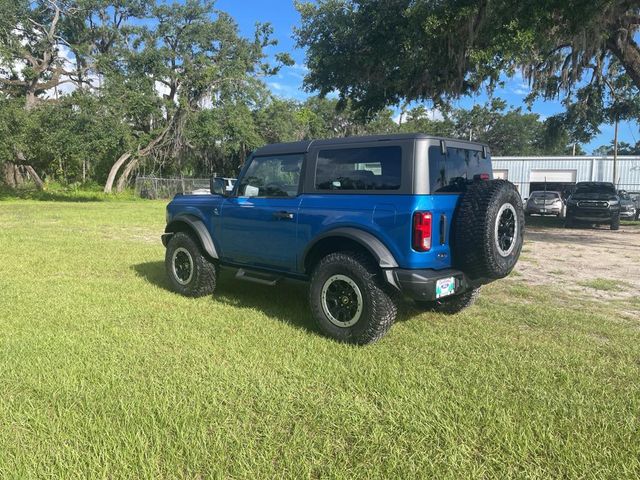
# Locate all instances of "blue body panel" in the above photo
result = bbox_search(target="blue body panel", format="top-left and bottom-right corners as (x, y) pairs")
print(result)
(166, 192), (462, 275)
(297, 194), (460, 270)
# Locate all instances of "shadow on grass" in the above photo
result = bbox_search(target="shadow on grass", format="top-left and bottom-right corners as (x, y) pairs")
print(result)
(132, 261), (320, 335)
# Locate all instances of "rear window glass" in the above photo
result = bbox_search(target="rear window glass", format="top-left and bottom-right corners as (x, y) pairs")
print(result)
(531, 192), (560, 199)
(428, 146), (491, 193)
(315, 146), (402, 191)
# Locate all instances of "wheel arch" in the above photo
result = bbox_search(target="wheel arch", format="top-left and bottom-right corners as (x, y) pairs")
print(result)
(301, 227), (399, 274)
(163, 214), (218, 260)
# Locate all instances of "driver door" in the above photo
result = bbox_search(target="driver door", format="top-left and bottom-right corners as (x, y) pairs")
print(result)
(219, 153), (304, 272)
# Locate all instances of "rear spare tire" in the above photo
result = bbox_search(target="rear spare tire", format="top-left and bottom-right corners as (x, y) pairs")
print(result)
(452, 180), (524, 280)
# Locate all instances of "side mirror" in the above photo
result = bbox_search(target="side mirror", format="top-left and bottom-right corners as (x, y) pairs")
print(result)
(210, 177), (227, 196)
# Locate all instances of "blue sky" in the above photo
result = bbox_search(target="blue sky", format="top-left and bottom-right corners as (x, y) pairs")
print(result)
(216, 0), (639, 153)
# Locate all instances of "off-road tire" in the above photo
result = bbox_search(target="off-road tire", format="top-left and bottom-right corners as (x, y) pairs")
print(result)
(610, 214), (620, 230)
(452, 180), (524, 280)
(165, 232), (217, 297)
(309, 251), (397, 344)
(415, 287), (481, 314)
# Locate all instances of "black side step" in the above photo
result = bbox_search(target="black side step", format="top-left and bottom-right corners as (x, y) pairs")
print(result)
(235, 269), (281, 286)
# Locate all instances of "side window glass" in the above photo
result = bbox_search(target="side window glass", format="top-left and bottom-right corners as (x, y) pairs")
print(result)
(315, 146), (402, 191)
(238, 154), (303, 198)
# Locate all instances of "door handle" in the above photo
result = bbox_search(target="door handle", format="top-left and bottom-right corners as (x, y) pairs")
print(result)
(273, 211), (294, 220)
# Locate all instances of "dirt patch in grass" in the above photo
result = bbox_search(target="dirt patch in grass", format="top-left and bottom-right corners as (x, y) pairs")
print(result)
(510, 218), (640, 302)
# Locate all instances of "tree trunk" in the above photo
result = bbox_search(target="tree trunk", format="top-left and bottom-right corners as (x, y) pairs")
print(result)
(104, 152), (132, 193)
(2, 162), (23, 188)
(25, 89), (38, 111)
(116, 156), (140, 193)
(24, 165), (45, 189)
(608, 34), (640, 90)
(104, 109), (182, 194)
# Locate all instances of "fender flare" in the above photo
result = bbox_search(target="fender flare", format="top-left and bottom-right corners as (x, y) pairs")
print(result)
(301, 227), (399, 271)
(163, 214), (218, 259)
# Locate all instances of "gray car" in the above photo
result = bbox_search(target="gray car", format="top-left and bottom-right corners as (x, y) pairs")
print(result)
(618, 190), (637, 219)
(525, 191), (565, 217)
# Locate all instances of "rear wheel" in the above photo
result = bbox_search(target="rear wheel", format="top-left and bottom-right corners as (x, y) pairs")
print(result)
(309, 251), (397, 344)
(165, 232), (217, 297)
(415, 287), (481, 314)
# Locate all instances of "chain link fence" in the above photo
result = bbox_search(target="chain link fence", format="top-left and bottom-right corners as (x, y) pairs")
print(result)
(134, 176), (212, 199)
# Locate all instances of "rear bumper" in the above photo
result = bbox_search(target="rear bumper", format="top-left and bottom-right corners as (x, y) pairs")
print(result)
(525, 205), (562, 215)
(386, 268), (485, 301)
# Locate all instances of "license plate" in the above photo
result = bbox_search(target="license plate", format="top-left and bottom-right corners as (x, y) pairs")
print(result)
(436, 277), (456, 299)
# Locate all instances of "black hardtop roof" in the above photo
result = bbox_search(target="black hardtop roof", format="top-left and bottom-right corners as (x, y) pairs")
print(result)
(252, 133), (489, 157)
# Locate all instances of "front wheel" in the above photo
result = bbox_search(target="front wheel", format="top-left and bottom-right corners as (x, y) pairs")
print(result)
(309, 251), (397, 344)
(415, 288), (481, 314)
(611, 214), (620, 230)
(564, 216), (574, 229)
(165, 232), (218, 297)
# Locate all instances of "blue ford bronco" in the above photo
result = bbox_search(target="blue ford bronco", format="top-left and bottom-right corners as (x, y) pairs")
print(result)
(163, 134), (524, 344)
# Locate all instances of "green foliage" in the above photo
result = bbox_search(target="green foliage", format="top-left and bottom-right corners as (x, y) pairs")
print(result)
(0, 0), (601, 189)
(397, 99), (570, 156)
(593, 141), (640, 156)
(295, 0), (640, 135)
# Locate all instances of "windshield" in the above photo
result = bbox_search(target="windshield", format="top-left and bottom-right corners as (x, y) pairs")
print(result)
(574, 183), (616, 194)
(618, 192), (630, 200)
(530, 192), (560, 199)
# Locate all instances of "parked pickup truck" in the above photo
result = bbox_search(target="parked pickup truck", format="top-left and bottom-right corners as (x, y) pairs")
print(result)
(162, 134), (525, 344)
(565, 182), (621, 230)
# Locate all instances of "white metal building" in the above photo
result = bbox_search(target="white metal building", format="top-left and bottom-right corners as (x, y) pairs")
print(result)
(492, 156), (640, 197)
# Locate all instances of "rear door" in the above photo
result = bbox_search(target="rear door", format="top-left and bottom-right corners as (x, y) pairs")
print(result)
(219, 153), (304, 272)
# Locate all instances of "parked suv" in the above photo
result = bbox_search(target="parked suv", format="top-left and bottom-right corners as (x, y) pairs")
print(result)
(618, 190), (637, 220)
(565, 182), (620, 230)
(525, 191), (565, 217)
(629, 192), (640, 220)
(162, 134), (525, 344)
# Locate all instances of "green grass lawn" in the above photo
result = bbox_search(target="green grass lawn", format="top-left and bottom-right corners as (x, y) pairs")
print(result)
(1, 199), (639, 478)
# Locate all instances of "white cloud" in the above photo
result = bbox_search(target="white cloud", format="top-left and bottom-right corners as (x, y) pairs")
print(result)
(280, 62), (309, 80)
(267, 81), (307, 100)
(268, 81), (286, 91)
(290, 62), (309, 73)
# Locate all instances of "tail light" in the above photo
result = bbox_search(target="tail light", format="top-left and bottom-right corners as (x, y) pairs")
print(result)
(412, 211), (432, 251)
(474, 173), (490, 181)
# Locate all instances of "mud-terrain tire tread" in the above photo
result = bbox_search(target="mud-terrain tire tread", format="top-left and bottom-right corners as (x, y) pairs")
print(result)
(452, 180), (524, 280)
(309, 251), (397, 345)
(165, 232), (217, 297)
(415, 287), (481, 314)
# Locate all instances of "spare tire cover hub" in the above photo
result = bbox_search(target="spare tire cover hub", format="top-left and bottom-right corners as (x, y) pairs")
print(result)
(495, 203), (518, 257)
